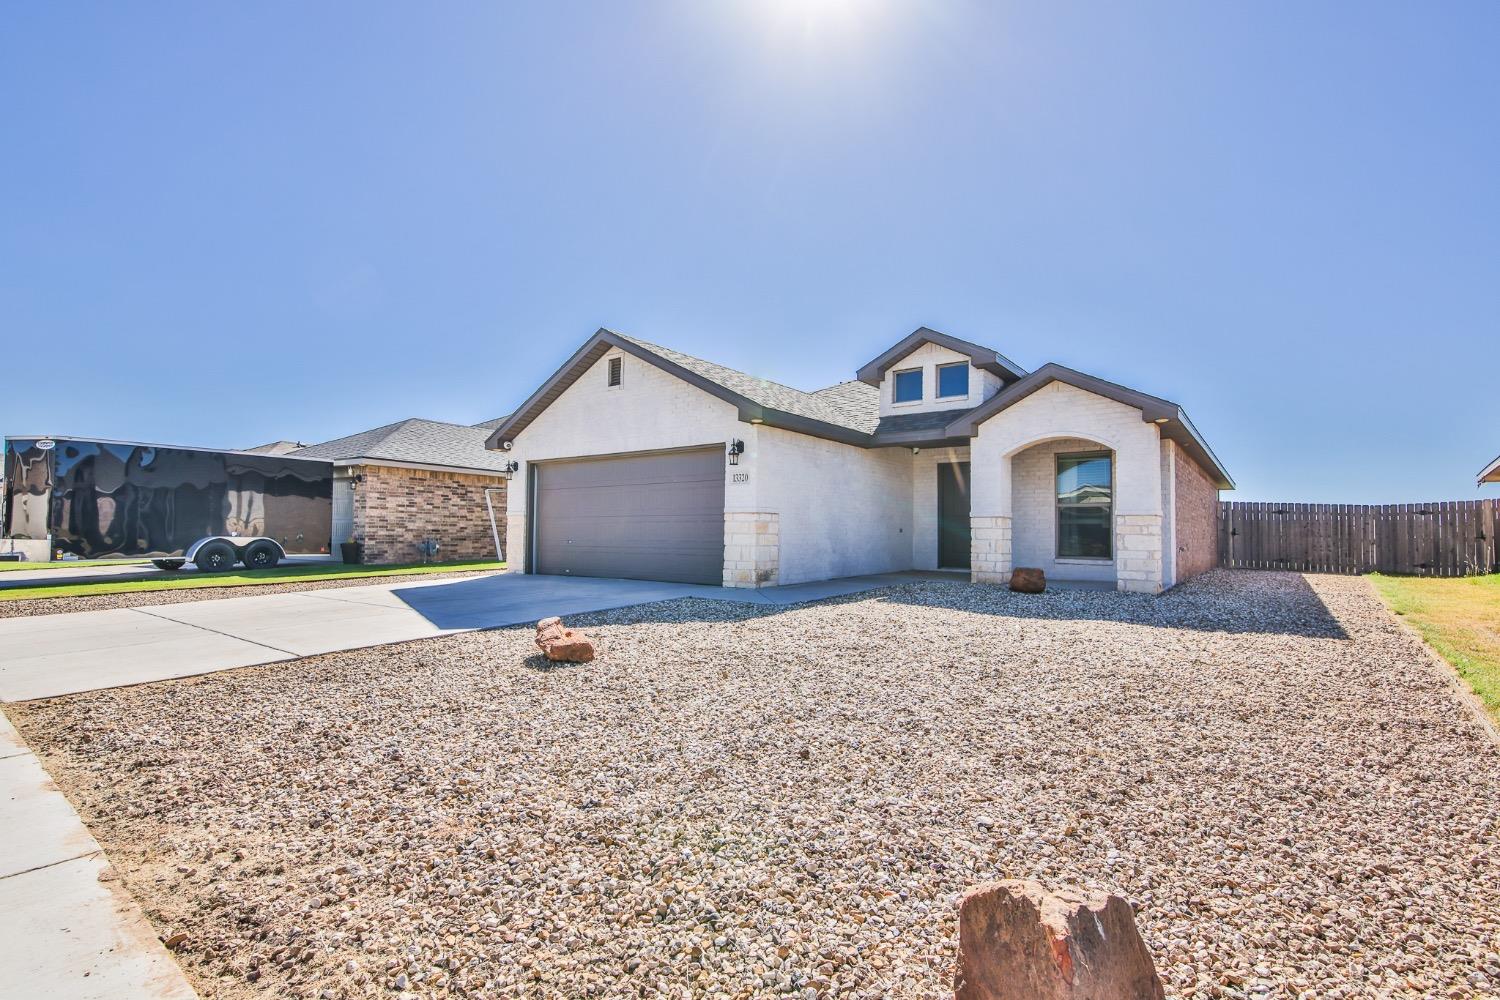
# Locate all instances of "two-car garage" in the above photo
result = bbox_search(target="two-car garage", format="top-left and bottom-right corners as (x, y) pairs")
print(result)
(529, 447), (725, 586)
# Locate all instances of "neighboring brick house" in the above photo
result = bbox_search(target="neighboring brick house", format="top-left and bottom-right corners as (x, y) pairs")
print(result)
(290, 418), (510, 565)
(486, 327), (1233, 593)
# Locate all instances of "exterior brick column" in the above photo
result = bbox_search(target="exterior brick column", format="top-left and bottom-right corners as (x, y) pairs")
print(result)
(970, 515), (1012, 584)
(723, 512), (779, 588)
(1115, 514), (1164, 593)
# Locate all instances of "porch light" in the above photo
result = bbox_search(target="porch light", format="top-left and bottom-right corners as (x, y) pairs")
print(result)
(502, 460), (519, 475)
(1153, 417), (1170, 424)
(727, 439), (745, 466)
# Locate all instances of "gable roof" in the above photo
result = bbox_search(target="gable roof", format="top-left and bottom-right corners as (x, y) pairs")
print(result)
(291, 418), (513, 474)
(945, 363), (1234, 488)
(855, 327), (1028, 387)
(1480, 453), (1500, 485)
(485, 329), (880, 449)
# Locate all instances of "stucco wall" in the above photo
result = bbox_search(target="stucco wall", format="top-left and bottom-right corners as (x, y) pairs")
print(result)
(877, 342), (1004, 418)
(353, 465), (505, 564)
(1172, 443), (1221, 582)
(910, 445), (971, 570)
(1010, 436), (1117, 583)
(755, 427), (913, 585)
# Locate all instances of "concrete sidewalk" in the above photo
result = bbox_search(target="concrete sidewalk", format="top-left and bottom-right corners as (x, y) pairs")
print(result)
(0, 571), (945, 702)
(0, 709), (198, 999)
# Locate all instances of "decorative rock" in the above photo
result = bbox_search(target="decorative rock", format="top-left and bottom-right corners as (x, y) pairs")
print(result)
(534, 617), (597, 663)
(955, 879), (1164, 1000)
(1009, 567), (1046, 593)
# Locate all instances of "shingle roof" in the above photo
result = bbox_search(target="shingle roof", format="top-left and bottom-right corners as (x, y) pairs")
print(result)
(291, 418), (512, 474)
(811, 381), (880, 428)
(614, 335), (880, 434)
(872, 409), (974, 436)
(471, 416), (510, 430)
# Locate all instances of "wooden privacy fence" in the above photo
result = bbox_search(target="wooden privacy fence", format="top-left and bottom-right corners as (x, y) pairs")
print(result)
(1219, 500), (1499, 576)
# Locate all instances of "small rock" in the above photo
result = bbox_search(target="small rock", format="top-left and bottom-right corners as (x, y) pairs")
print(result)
(1009, 567), (1046, 593)
(535, 617), (597, 663)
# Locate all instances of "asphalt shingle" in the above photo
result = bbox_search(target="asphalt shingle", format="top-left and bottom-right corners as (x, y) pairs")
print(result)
(290, 418), (512, 473)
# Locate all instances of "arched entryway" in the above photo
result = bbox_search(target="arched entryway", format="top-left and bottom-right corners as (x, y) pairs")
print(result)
(1008, 436), (1117, 585)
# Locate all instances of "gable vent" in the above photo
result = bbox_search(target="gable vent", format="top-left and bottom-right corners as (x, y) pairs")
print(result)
(607, 356), (622, 387)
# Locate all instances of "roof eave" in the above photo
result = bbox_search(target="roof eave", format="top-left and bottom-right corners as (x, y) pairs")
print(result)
(486, 329), (873, 450)
(1479, 453), (1500, 486)
(855, 327), (1028, 387)
(943, 363), (1235, 490)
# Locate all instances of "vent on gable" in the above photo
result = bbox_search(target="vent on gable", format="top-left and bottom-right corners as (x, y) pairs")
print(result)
(607, 356), (622, 387)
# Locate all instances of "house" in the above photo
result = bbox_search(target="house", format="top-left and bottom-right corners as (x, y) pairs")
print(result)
(1480, 454), (1500, 487)
(289, 418), (510, 564)
(485, 327), (1233, 593)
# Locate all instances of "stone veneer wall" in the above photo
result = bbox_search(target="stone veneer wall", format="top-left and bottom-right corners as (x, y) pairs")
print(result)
(1115, 514), (1164, 593)
(970, 516), (1012, 584)
(1172, 446), (1221, 583)
(724, 512), (779, 588)
(353, 465), (506, 565)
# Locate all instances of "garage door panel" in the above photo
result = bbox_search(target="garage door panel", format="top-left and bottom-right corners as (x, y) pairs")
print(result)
(534, 448), (725, 585)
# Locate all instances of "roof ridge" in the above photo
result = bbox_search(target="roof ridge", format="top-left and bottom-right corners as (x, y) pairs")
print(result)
(612, 332), (844, 407)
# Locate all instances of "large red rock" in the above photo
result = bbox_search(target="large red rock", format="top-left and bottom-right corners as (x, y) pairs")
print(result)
(1009, 567), (1046, 593)
(534, 616), (597, 663)
(955, 880), (1164, 1000)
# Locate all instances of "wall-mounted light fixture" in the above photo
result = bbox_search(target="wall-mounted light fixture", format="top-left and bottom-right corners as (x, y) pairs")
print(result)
(349, 473), (365, 491)
(727, 439), (745, 466)
(503, 460), (520, 475)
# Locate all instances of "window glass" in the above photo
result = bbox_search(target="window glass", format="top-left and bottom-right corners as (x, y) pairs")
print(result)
(1057, 454), (1112, 558)
(893, 369), (923, 403)
(937, 363), (969, 398)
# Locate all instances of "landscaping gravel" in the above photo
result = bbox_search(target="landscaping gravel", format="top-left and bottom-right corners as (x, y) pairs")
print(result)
(0, 569), (502, 619)
(11, 570), (1499, 1000)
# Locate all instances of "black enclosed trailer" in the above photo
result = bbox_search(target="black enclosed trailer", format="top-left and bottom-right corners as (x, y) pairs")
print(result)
(2, 436), (333, 559)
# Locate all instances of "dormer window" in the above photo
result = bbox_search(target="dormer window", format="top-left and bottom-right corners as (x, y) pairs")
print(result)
(893, 368), (923, 404)
(937, 362), (969, 399)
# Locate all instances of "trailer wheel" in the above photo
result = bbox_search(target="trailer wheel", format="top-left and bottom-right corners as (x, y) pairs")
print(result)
(242, 541), (281, 570)
(194, 540), (237, 573)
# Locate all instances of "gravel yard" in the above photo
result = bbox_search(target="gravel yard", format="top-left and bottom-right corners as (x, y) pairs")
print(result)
(11, 570), (1499, 1000)
(0, 569), (501, 619)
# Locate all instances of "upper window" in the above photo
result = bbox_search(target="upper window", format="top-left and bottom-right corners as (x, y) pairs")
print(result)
(936, 362), (969, 399)
(1056, 452), (1113, 559)
(607, 356), (622, 387)
(893, 368), (923, 403)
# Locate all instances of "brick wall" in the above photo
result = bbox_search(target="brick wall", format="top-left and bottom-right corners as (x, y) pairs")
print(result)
(1172, 447), (1220, 582)
(1010, 437), (1117, 584)
(353, 465), (506, 565)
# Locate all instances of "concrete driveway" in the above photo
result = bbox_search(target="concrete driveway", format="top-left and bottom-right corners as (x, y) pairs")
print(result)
(0, 571), (946, 702)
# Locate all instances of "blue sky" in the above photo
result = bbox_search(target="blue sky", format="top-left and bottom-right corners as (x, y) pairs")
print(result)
(2, 2), (1495, 502)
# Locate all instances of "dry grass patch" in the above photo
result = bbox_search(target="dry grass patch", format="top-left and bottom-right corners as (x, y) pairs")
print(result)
(1371, 573), (1500, 723)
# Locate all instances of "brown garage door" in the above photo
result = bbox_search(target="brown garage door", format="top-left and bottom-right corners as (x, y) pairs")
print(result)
(532, 447), (725, 585)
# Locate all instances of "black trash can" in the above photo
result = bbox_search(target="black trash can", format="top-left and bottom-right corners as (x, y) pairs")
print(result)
(340, 541), (364, 565)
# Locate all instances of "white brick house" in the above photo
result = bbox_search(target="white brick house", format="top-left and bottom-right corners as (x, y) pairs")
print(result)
(487, 328), (1233, 593)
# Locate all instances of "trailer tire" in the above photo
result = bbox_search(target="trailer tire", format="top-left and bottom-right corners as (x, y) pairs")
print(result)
(194, 540), (237, 573)
(242, 540), (281, 571)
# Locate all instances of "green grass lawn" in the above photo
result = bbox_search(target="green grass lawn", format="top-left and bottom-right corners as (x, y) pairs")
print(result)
(0, 560), (505, 601)
(1371, 573), (1500, 724)
(0, 558), (153, 572)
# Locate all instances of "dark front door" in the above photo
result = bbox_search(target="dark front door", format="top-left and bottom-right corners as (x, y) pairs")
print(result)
(937, 461), (971, 570)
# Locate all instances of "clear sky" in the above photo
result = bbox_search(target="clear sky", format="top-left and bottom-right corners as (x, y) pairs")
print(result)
(2, 2), (1495, 502)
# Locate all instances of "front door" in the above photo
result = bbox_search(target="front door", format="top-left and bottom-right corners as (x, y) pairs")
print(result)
(937, 461), (972, 570)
